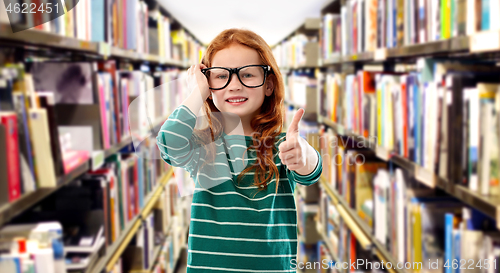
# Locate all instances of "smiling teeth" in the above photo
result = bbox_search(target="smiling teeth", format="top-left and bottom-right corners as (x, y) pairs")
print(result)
(228, 98), (247, 102)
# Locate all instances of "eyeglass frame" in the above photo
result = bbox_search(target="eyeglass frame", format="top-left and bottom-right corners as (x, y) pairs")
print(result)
(201, 64), (272, 90)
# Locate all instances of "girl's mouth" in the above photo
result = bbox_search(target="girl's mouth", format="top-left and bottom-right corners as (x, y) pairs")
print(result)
(226, 98), (248, 105)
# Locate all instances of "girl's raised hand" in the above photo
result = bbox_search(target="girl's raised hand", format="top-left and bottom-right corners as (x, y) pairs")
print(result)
(279, 108), (319, 175)
(278, 108), (307, 171)
(187, 64), (210, 101)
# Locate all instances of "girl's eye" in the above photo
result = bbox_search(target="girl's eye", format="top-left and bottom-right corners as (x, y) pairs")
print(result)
(216, 75), (228, 79)
(242, 73), (254, 78)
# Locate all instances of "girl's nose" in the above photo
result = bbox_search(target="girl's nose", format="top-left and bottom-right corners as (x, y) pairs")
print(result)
(227, 73), (242, 91)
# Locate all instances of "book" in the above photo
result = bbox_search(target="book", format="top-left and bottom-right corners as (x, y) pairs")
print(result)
(37, 92), (64, 177)
(12, 92), (36, 193)
(0, 124), (10, 207)
(0, 112), (21, 202)
(28, 108), (57, 188)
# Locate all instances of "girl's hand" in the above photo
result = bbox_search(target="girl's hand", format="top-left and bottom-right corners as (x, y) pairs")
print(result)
(187, 64), (210, 101)
(278, 109), (319, 175)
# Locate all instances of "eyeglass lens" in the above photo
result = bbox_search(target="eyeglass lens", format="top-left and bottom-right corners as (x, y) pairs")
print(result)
(206, 66), (265, 89)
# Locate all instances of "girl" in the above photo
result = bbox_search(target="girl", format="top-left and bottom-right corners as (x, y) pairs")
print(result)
(157, 28), (322, 272)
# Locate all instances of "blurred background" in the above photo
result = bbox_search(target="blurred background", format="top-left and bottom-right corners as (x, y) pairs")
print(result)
(1, 0), (500, 272)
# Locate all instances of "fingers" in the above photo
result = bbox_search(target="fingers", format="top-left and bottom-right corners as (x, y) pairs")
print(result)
(285, 163), (302, 171)
(286, 108), (305, 138)
(278, 147), (298, 162)
(279, 152), (302, 168)
(278, 140), (295, 153)
(188, 64), (205, 74)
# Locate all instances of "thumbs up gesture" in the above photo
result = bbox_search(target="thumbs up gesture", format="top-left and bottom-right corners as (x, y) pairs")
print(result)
(279, 109), (318, 174)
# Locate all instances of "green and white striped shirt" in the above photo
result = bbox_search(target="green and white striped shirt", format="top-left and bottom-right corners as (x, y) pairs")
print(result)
(156, 105), (322, 272)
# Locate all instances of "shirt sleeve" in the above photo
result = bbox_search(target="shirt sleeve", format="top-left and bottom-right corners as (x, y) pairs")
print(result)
(286, 148), (322, 186)
(156, 105), (202, 176)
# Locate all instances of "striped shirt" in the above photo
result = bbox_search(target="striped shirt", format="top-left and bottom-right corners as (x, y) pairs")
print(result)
(156, 105), (322, 272)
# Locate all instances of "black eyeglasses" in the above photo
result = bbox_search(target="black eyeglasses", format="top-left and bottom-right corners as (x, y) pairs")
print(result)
(201, 65), (272, 90)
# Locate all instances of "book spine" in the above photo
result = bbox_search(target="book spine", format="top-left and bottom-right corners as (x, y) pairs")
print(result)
(0, 115), (21, 201)
(452, 229), (461, 273)
(418, 0), (426, 42)
(491, 0), (500, 30)
(441, 0), (451, 39)
(444, 213), (453, 273)
(28, 109), (57, 188)
(97, 74), (110, 149)
(90, 0), (105, 42)
(481, 0), (490, 30)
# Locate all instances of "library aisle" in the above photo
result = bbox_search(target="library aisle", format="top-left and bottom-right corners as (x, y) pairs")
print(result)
(2, 0), (500, 273)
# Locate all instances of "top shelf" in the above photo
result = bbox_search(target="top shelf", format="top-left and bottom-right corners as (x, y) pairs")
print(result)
(0, 23), (191, 67)
(322, 36), (472, 66)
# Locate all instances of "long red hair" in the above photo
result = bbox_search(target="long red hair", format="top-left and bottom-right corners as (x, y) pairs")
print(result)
(194, 28), (285, 193)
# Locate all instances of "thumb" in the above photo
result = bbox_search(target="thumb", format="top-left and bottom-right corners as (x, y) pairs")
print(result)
(287, 108), (304, 138)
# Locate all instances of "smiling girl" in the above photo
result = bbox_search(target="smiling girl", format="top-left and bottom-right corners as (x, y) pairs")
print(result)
(157, 28), (322, 272)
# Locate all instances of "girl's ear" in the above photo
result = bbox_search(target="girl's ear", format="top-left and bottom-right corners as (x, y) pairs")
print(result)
(265, 76), (275, 97)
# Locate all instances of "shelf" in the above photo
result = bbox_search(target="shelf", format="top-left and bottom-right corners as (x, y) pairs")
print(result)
(319, 118), (500, 230)
(281, 66), (318, 71)
(109, 46), (187, 66)
(343, 51), (374, 63)
(322, 36), (471, 66)
(0, 161), (89, 227)
(147, 223), (172, 273)
(89, 169), (173, 273)
(147, 245), (164, 273)
(319, 178), (406, 273)
(318, 116), (376, 149)
(316, 222), (339, 264)
(0, 23), (99, 54)
(0, 23), (191, 67)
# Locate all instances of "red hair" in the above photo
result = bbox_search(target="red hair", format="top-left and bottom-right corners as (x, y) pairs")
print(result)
(194, 28), (285, 193)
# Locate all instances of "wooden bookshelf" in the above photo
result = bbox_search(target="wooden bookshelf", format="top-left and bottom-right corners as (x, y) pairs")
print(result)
(319, 177), (404, 273)
(0, 23), (100, 53)
(0, 118), (167, 228)
(109, 46), (187, 67)
(0, 161), (88, 227)
(146, 222), (176, 273)
(316, 222), (340, 264)
(319, 116), (500, 230)
(88, 168), (173, 273)
(321, 36), (470, 66)
(0, 23), (192, 67)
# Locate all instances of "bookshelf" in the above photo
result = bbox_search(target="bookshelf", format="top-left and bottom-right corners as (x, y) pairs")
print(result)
(315, 222), (339, 266)
(319, 177), (404, 273)
(0, 118), (166, 228)
(279, 0), (500, 270)
(321, 36), (471, 65)
(146, 221), (172, 273)
(0, 22), (191, 67)
(319, 116), (500, 230)
(0, 1), (200, 272)
(90, 168), (173, 273)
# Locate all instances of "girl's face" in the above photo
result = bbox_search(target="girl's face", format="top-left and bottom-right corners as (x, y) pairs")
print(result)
(210, 43), (274, 121)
